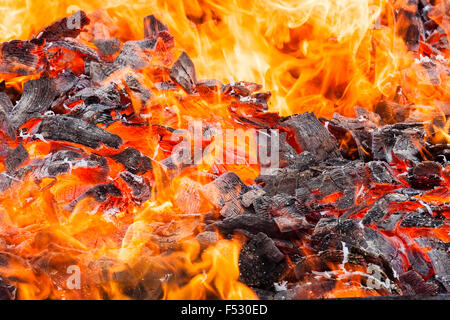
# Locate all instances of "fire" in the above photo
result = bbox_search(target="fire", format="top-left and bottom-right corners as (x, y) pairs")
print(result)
(0, 0), (448, 300)
(1, 0), (448, 118)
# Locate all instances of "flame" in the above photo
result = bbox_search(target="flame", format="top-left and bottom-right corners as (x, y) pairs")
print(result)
(1, 0), (448, 118)
(0, 0), (448, 300)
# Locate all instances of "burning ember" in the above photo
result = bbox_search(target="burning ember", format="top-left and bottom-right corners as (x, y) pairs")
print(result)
(0, 0), (448, 300)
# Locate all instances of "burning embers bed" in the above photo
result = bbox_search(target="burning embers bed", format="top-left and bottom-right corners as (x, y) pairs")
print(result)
(0, 1), (449, 300)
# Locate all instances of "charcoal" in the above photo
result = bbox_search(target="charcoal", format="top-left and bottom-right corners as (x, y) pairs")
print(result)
(273, 216), (313, 233)
(93, 38), (121, 55)
(406, 247), (432, 277)
(392, 129), (425, 163)
(407, 161), (442, 189)
(362, 199), (388, 226)
(124, 75), (152, 107)
(68, 103), (118, 126)
(400, 270), (439, 296)
(0, 277), (16, 300)
(202, 172), (248, 208)
(37, 115), (123, 149)
(222, 81), (263, 97)
(241, 189), (266, 208)
(52, 69), (79, 108)
(169, 52), (197, 94)
(312, 219), (406, 275)
(5, 144), (28, 172)
(120, 171), (151, 203)
(0, 173), (13, 192)
(115, 39), (157, 69)
(277, 132), (298, 168)
(372, 123), (425, 162)
(427, 249), (450, 290)
(400, 208), (445, 228)
(195, 231), (219, 249)
(239, 232), (287, 289)
(46, 38), (103, 62)
(374, 100), (412, 124)
(274, 280), (336, 300)
(414, 236), (449, 251)
(0, 92), (13, 113)
(210, 214), (282, 238)
(256, 168), (305, 196)
(144, 15), (168, 39)
(330, 112), (377, 161)
(354, 106), (381, 125)
(279, 112), (342, 162)
(377, 212), (406, 231)
(219, 200), (244, 218)
(111, 147), (152, 174)
(35, 11), (90, 40)
(306, 161), (368, 208)
(143, 15), (174, 48)
(367, 161), (400, 185)
(65, 83), (121, 106)
(87, 61), (120, 83)
(0, 99), (14, 139)
(10, 77), (56, 130)
(196, 79), (222, 96)
(0, 40), (45, 74)
(289, 151), (317, 171)
(64, 183), (122, 211)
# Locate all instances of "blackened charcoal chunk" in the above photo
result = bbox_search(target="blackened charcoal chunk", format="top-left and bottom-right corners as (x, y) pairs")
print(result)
(111, 148), (152, 174)
(0, 94), (14, 139)
(0, 277), (16, 300)
(35, 11), (90, 40)
(400, 270), (439, 296)
(5, 144), (28, 172)
(367, 161), (400, 185)
(406, 247), (432, 277)
(274, 280), (336, 300)
(0, 92), (13, 112)
(64, 183), (122, 211)
(377, 212), (406, 231)
(400, 209), (445, 228)
(210, 214), (281, 238)
(66, 84), (121, 106)
(196, 79), (222, 96)
(10, 77), (56, 129)
(0, 40), (45, 74)
(273, 216), (313, 233)
(88, 61), (120, 83)
(115, 39), (157, 69)
(196, 231), (219, 249)
(124, 75), (152, 107)
(280, 112), (342, 162)
(363, 198), (388, 226)
(93, 38), (121, 55)
(144, 15), (168, 38)
(202, 172), (248, 208)
(407, 161), (442, 189)
(120, 171), (151, 203)
(170, 52), (197, 94)
(241, 189), (266, 208)
(414, 236), (449, 251)
(427, 250), (450, 292)
(239, 233), (287, 289)
(38, 116), (123, 149)
(83, 183), (122, 202)
(0, 173), (13, 192)
(289, 151), (317, 171)
(46, 38), (103, 62)
(69, 103), (118, 126)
